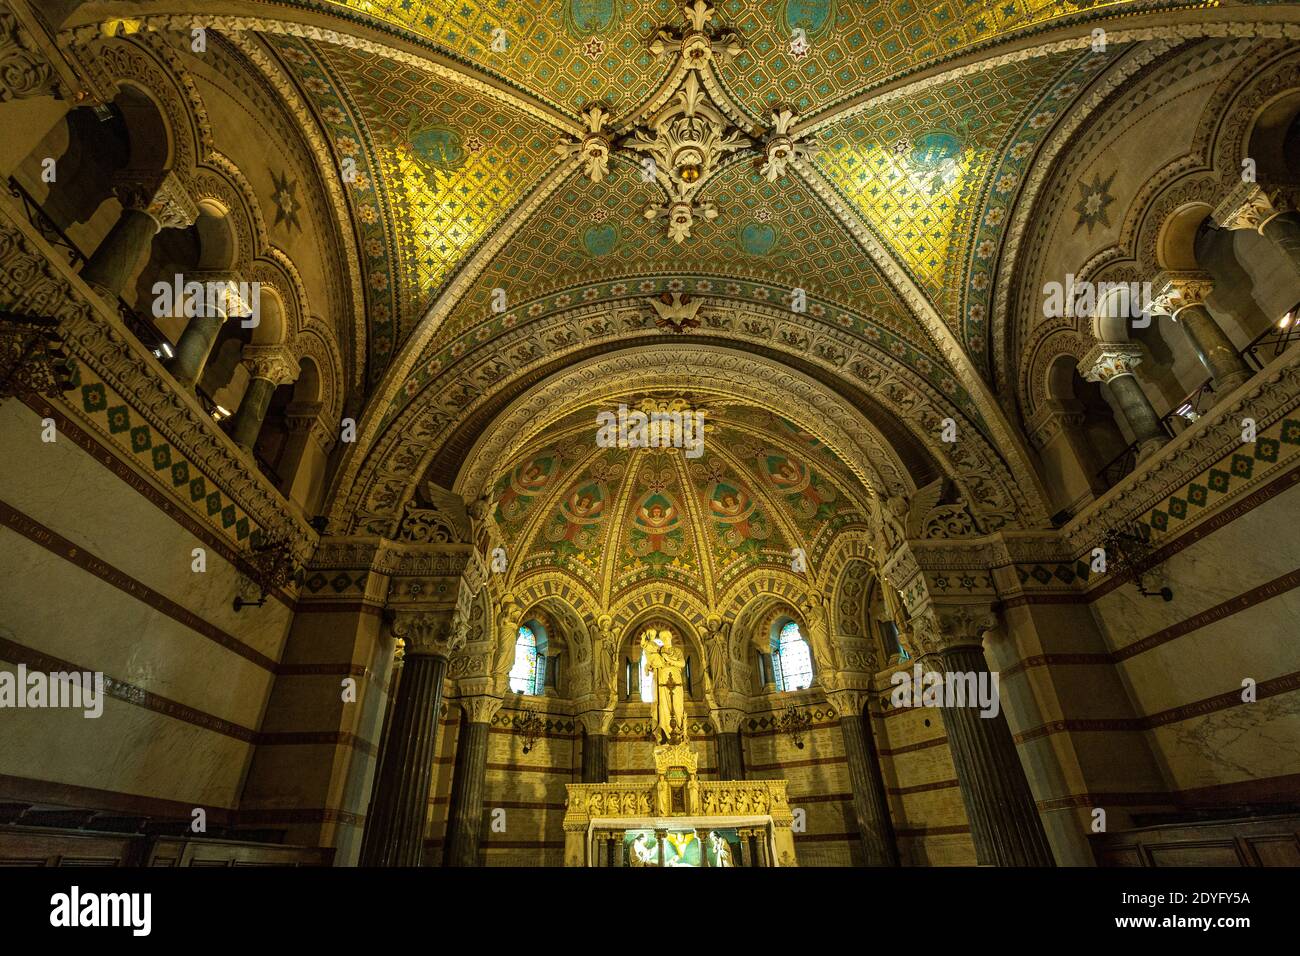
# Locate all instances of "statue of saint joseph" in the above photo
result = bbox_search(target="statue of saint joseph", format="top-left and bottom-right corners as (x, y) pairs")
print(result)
(641, 627), (688, 745)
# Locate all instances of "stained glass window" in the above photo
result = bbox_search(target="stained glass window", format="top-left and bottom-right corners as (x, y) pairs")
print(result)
(638, 650), (655, 703)
(509, 624), (545, 695)
(772, 620), (813, 692)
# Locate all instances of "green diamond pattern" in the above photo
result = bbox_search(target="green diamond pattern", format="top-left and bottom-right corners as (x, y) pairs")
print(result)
(106, 405), (130, 434)
(81, 383), (106, 413)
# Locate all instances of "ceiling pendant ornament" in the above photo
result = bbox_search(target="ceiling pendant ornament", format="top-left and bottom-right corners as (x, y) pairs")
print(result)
(759, 107), (818, 183)
(629, 69), (747, 242)
(556, 1), (816, 244)
(555, 104), (612, 183)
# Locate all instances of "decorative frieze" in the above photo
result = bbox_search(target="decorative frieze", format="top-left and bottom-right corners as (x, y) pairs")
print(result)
(0, 7), (54, 102)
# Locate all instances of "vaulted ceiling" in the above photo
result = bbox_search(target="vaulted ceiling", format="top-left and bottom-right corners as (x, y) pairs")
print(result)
(487, 398), (871, 608)
(238, 0), (1217, 391)
(64, 0), (1262, 535)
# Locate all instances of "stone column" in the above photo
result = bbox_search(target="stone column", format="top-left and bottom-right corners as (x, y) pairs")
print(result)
(80, 171), (198, 298)
(166, 275), (247, 387)
(277, 401), (328, 502)
(828, 689), (898, 866)
(913, 606), (1055, 867)
(229, 344), (299, 452)
(712, 708), (745, 780)
(443, 694), (503, 866)
(1080, 342), (1169, 460)
(358, 610), (466, 867)
(1153, 271), (1251, 393)
(1215, 183), (1300, 276)
(578, 710), (612, 783)
(1028, 398), (1111, 499)
(696, 828), (711, 867)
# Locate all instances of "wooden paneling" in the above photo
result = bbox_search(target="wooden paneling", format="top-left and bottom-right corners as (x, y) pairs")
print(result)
(1092, 815), (1300, 866)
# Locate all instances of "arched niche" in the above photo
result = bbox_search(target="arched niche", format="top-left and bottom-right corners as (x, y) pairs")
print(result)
(1040, 353), (1126, 508)
(13, 82), (168, 260)
(617, 611), (703, 706)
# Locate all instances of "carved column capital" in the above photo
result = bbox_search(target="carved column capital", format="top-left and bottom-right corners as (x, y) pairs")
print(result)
(1151, 270), (1214, 317)
(113, 171), (199, 231)
(241, 344), (300, 386)
(825, 688), (869, 716)
(1213, 181), (1299, 233)
(391, 609), (466, 659)
(1080, 342), (1144, 384)
(460, 694), (503, 724)
(284, 400), (325, 435)
(910, 603), (999, 659)
(577, 709), (615, 736)
(709, 707), (745, 734)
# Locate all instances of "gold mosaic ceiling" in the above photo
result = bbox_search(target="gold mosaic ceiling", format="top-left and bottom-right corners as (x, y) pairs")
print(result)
(322, 0), (1143, 117)
(257, 0), (1223, 385)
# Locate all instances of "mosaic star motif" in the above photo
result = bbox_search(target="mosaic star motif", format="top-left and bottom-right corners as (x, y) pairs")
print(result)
(1073, 169), (1118, 235)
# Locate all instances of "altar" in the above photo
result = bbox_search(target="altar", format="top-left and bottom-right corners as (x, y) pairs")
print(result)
(562, 741), (798, 867)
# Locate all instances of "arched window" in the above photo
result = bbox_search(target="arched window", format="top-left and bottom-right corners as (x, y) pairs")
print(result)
(771, 619), (813, 691)
(509, 623), (547, 695)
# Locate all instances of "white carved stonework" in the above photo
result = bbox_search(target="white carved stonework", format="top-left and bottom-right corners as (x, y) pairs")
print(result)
(1213, 181), (1299, 233)
(555, 104), (611, 183)
(710, 707), (744, 734)
(1150, 270), (1214, 317)
(1080, 342), (1144, 384)
(241, 344), (300, 386)
(114, 171), (199, 231)
(650, 0), (742, 66)
(910, 604), (999, 659)
(825, 688), (869, 717)
(628, 71), (748, 243)
(648, 291), (703, 332)
(577, 709), (615, 736)
(461, 694), (503, 724)
(759, 107), (816, 183)
(391, 609), (466, 658)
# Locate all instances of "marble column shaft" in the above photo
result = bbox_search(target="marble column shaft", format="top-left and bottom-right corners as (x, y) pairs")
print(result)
(935, 645), (1054, 866)
(444, 718), (491, 866)
(1176, 304), (1251, 392)
(229, 375), (275, 450)
(1261, 211), (1300, 275)
(840, 710), (899, 866)
(357, 652), (447, 867)
(79, 208), (159, 297)
(581, 732), (609, 783)
(167, 311), (225, 387)
(716, 730), (744, 781)
(1106, 373), (1166, 452)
